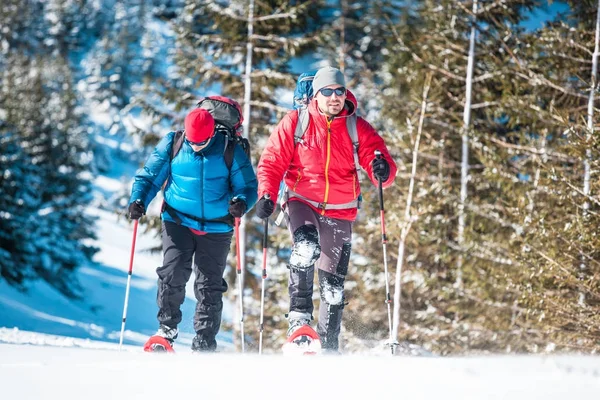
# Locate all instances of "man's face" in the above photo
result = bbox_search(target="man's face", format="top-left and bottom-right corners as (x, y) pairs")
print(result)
(315, 85), (347, 116)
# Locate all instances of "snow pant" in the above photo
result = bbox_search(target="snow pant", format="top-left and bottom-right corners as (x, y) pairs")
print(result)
(156, 221), (232, 350)
(285, 200), (353, 351)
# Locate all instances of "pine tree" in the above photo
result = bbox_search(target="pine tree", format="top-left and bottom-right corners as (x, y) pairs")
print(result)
(371, 0), (552, 354)
(0, 1), (98, 297)
(0, 129), (43, 289)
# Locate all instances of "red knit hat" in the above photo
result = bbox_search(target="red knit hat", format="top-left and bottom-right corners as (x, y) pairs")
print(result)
(184, 108), (215, 143)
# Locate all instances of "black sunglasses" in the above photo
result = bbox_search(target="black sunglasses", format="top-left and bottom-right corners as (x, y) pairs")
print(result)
(187, 137), (211, 147)
(319, 87), (346, 97)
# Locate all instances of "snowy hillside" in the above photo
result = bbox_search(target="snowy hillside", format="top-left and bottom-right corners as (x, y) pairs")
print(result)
(0, 130), (219, 349)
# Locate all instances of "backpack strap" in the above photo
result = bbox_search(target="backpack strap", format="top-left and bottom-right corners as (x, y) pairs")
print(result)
(223, 139), (235, 171)
(161, 130), (186, 194)
(171, 130), (186, 160)
(294, 107), (310, 144)
(345, 115), (362, 181)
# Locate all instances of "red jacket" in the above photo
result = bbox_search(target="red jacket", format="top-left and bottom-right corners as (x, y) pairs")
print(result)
(257, 90), (397, 221)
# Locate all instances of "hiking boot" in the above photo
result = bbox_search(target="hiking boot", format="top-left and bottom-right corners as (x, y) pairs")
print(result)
(286, 311), (312, 337)
(154, 324), (179, 344)
(191, 334), (217, 352)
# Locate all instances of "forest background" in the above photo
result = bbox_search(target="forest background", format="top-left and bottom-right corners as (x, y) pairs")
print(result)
(1, 0), (599, 355)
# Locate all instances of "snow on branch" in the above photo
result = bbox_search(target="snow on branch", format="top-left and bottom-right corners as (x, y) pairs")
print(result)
(251, 34), (311, 46)
(205, 1), (312, 22)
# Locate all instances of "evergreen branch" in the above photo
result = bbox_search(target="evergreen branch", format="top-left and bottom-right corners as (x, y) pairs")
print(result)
(464, 201), (524, 236)
(556, 236), (600, 271)
(249, 69), (293, 82)
(488, 137), (574, 163)
(483, 13), (589, 100)
(205, 3), (249, 21)
(205, 1), (313, 22)
(470, 100), (500, 109)
(550, 51), (592, 65)
(476, 0), (510, 16)
(516, 71), (589, 100)
(251, 34), (311, 46)
(559, 178), (600, 208)
(249, 100), (289, 113)
(472, 71), (505, 83)
(385, 13), (465, 82)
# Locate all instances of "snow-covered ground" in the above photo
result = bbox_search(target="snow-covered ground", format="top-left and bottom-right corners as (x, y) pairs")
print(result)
(1, 336), (599, 400)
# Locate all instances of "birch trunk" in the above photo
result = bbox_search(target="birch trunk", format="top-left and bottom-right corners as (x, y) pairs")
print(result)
(235, 0), (254, 351)
(579, 0), (600, 304)
(392, 73), (432, 341)
(456, 0), (478, 288)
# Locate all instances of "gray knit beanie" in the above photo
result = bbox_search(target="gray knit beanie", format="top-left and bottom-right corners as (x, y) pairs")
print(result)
(312, 66), (346, 95)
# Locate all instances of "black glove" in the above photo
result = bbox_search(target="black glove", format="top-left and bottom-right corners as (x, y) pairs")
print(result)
(128, 200), (145, 220)
(372, 157), (390, 182)
(228, 197), (247, 218)
(255, 196), (275, 219)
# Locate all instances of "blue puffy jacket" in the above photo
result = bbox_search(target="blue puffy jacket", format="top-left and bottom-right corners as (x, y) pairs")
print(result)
(129, 131), (258, 233)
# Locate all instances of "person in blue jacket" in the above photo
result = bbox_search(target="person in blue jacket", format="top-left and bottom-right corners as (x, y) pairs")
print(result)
(127, 107), (258, 352)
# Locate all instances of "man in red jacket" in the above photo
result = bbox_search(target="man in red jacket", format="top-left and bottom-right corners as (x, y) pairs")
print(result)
(256, 66), (397, 353)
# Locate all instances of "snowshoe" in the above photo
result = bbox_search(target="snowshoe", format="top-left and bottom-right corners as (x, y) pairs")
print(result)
(143, 335), (175, 353)
(282, 325), (322, 356)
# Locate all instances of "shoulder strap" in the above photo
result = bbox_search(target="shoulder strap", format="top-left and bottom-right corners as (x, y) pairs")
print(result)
(224, 139), (235, 171)
(346, 115), (361, 180)
(294, 107), (310, 144)
(171, 130), (185, 160)
(162, 130), (185, 194)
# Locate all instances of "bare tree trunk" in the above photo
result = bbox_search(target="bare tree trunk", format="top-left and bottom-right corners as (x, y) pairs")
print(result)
(234, 0), (255, 351)
(392, 73), (432, 341)
(580, 0), (600, 305)
(524, 131), (546, 227)
(456, 0), (478, 288)
(339, 0), (347, 72)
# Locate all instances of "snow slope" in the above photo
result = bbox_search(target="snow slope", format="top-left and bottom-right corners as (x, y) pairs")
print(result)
(0, 126), (232, 350)
(1, 337), (599, 400)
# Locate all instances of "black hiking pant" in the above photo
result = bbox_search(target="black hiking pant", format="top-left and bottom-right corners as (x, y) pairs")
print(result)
(156, 221), (232, 349)
(285, 200), (353, 351)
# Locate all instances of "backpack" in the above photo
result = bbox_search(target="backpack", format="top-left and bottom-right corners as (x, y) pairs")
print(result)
(162, 96), (249, 227)
(170, 96), (251, 169)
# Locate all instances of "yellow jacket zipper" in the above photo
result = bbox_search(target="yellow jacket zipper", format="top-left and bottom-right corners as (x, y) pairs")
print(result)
(322, 118), (333, 215)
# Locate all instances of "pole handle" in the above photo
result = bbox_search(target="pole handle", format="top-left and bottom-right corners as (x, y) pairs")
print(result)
(262, 217), (269, 250)
(374, 150), (384, 211)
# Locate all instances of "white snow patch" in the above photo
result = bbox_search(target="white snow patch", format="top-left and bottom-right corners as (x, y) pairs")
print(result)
(289, 241), (318, 269)
(321, 281), (344, 305)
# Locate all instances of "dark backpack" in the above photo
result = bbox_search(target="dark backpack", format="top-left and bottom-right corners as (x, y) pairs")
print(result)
(170, 96), (251, 169)
(162, 96), (249, 227)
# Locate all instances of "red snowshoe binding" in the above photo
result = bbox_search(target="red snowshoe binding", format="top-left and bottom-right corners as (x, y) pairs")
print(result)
(282, 325), (322, 355)
(143, 335), (175, 353)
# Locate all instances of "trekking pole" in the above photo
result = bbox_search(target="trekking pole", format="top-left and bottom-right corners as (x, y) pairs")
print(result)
(258, 195), (270, 355)
(119, 218), (139, 351)
(234, 217), (245, 353)
(374, 150), (397, 355)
